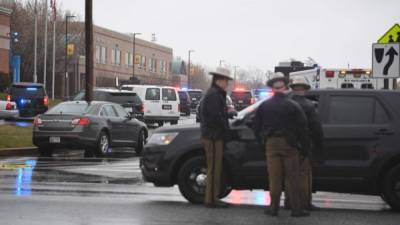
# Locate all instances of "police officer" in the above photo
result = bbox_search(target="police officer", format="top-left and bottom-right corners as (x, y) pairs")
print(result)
(200, 67), (232, 208)
(253, 72), (310, 217)
(288, 76), (324, 211)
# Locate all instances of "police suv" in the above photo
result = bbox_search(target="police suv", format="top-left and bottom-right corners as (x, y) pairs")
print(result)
(141, 89), (400, 211)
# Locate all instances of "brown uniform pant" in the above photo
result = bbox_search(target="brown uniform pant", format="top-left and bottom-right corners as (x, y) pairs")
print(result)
(266, 137), (302, 213)
(285, 157), (312, 209)
(202, 138), (224, 204)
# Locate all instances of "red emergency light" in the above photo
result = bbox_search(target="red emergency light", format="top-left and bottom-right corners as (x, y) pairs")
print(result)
(325, 71), (335, 78)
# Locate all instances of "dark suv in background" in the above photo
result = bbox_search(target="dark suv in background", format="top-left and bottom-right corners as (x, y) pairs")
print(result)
(6, 83), (48, 117)
(178, 91), (191, 116)
(230, 88), (255, 111)
(141, 89), (400, 211)
(73, 88), (144, 119)
(187, 89), (203, 111)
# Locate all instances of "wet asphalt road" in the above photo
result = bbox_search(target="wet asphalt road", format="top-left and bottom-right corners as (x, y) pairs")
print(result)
(0, 115), (400, 224)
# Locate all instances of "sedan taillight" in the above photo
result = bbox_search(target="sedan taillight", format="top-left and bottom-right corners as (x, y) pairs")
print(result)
(71, 117), (90, 126)
(33, 117), (42, 125)
(5, 102), (13, 110)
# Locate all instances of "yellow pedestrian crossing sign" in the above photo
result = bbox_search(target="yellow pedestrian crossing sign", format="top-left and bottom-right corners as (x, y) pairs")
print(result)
(67, 44), (75, 56)
(378, 24), (400, 44)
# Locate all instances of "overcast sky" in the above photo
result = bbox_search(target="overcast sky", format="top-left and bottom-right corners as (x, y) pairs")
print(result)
(58, 0), (400, 71)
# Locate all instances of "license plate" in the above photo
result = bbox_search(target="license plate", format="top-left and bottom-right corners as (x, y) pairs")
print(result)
(49, 137), (60, 143)
(192, 98), (196, 100)
(162, 105), (172, 110)
(238, 100), (243, 103)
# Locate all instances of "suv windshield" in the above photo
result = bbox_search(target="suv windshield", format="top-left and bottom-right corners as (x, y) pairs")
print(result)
(10, 85), (45, 99)
(188, 91), (202, 100)
(47, 103), (89, 115)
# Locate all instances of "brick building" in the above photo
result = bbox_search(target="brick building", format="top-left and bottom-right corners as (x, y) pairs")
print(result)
(0, 7), (11, 75)
(69, 25), (186, 95)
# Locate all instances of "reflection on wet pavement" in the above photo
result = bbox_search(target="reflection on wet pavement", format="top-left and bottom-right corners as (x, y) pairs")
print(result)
(15, 159), (36, 196)
(0, 153), (392, 212)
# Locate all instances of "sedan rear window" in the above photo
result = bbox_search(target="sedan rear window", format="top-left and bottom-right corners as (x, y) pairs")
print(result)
(10, 86), (45, 99)
(47, 103), (89, 115)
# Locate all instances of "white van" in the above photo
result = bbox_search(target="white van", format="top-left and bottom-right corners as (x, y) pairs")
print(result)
(121, 85), (180, 126)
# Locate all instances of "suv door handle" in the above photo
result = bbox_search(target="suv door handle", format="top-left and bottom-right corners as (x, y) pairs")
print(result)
(374, 128), (394, 136)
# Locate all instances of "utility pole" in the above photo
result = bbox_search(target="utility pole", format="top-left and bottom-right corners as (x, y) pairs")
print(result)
(51, 0), (56, 99)
(43, 0), (48, 88)
(85, 0), (93, 103)
(65, 14), (75, 98)
(132, 33), (141, 81)
(233, 65), (239, 88)
(33, 0), (38, 83)
(187, 50), (194, 89)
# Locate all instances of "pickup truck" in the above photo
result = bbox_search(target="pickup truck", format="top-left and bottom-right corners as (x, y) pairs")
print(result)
(141, 89), (400, 211)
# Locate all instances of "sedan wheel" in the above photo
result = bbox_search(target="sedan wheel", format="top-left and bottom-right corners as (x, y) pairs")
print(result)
(94, 131), (109, 157)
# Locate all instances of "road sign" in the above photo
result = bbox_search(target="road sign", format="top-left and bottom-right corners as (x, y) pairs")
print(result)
(378, 24), (400, 44)
(67, 44), (74, 56)
(372, 43), (400, 78)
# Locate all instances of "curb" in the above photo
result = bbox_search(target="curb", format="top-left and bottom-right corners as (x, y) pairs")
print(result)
(0, 147), (38, 157)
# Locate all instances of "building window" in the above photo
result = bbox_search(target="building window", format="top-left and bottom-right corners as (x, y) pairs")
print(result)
(160, 60), (167, 74)
(139, 56), (146, 70)
(95, 45), (101, 63)
(112, 48), (121, 65)
(149, 58), (157, 72)
(125, 52), (133, 67)
(101, 46), (106, 64)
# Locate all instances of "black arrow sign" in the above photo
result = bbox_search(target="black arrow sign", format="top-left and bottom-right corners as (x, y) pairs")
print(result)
(383, 47), (398, 75)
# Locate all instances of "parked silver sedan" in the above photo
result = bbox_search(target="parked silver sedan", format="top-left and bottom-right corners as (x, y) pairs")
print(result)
(33, 101), (148, 157)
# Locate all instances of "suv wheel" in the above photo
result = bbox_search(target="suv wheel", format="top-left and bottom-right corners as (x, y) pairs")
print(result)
(382, 164), (400, 211)
(136, 129), (146, 155)
(177, 156), (230, 204)
(38, 147), (53, 157)
(93, 131), (110, 157)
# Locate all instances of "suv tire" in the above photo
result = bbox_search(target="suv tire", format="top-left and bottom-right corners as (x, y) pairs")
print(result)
(382, 164), (400, 211)
(177, 156), (229, 204)
(136, 129), (146, 155)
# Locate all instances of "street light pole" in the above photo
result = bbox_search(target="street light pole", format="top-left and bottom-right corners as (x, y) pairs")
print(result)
(43, 0), (48, 88)
(219, 59), (225, 67)
(132, 33), (141, 81)
(33, 0), (38, 83)
(85, 0), (94, 103)
(233, 65), (239, 88)
(64, 14), (75, 98)
(187, 50), (194, 89)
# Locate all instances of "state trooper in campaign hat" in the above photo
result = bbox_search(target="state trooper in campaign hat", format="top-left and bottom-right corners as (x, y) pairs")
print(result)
(200, 66), (232, 208)
(267, 72), (288, 88)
